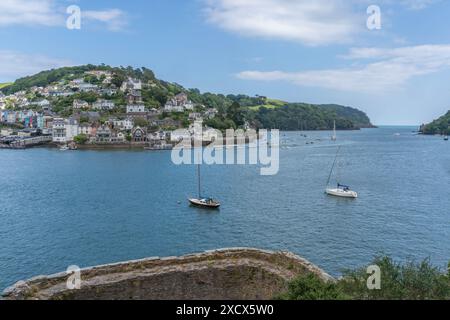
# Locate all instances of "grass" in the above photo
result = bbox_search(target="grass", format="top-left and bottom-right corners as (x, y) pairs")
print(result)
(0, 82), (12, 89)
(248, 98), (287, 111)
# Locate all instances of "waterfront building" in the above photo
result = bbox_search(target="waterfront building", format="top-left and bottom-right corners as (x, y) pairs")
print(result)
(131, 127), (147, 142)
(112, 117), (134, 131)
(52, 118), (66, 143)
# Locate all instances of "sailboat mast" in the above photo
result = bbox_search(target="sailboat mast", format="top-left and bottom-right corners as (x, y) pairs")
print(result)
(326, 146), (341, 186)
(197, 164), (201, 198)
(332, 120), (337, 141)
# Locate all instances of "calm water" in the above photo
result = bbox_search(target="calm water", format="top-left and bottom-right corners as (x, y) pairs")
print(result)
(1, 126), (449, 290)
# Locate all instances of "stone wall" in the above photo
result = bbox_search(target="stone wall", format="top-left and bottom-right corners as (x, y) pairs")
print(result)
(2, 248), (334, 300)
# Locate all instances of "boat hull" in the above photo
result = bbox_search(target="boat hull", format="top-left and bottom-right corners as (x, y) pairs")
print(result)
(326, 188), (358, 198)
(189, 198), (221, 209)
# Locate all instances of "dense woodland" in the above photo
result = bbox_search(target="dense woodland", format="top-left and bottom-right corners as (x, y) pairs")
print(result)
(421, 111), (450, 135)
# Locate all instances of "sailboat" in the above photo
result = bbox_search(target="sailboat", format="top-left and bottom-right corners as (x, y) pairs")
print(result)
(331, 121), (337, 141)
(325, 147), (358, 198)
(189, 164), (221, 209)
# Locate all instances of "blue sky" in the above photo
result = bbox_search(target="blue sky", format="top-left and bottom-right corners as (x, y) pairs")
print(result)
(1, 0), (450, 125)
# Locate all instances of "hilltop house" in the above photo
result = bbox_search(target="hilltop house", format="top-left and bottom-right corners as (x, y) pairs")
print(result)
(164, 92), (194, 112)
(79, 83), (98, 92)
(204, 108), (218, 119)
(93, 99), (115, 111)
(126, 105), (146, 114)
(73, 99), (89, 110)
(121, 78), (142, 92)
(35, 99), (50, 108)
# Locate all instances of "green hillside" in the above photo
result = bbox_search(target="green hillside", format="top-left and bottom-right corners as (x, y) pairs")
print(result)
(0, 83), (12, 89)
(0, 64), (374, 131)
(421, 111), (450, 135)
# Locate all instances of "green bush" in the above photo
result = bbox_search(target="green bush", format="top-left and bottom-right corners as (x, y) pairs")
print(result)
(278, 255), (450, 300)
(276, 274), (347, 300)
(73, 134), (88, 145)
(339, 255), (450, 300)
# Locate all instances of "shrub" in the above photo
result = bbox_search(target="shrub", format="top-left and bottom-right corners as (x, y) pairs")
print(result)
(276, 274), (347, 300)
(338, 255), (450, 300)
(277, 255), (450, 300)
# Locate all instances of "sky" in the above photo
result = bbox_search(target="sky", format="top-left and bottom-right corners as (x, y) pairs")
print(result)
(1, 0), (450, 125)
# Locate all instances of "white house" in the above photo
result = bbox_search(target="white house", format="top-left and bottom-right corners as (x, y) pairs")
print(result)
(73, 99), (89, 110)
(52, 118), (66, 143)
(164, 102), (184, 113)
(113, 117), (134, 130)
(127, 104), (146, 113)
(35, 99), (50, 108)
(52, 118), (79, 143)
(65, 118), (79, 141)
(121, 78), (142, 92)
(93, 99), (115, 111)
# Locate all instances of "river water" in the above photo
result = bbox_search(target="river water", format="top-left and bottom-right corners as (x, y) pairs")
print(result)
(1, 126), (449, 290)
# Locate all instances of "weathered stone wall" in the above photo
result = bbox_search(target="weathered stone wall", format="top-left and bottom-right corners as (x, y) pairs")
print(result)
(2, 248), (334, 300)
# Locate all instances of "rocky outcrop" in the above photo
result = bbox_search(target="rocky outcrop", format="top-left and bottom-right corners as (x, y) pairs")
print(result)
(2, 248), (333, 300)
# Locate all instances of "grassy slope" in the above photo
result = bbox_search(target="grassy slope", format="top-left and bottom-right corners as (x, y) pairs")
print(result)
(248, 98), (287, 111)
(0, 83), (12, 89)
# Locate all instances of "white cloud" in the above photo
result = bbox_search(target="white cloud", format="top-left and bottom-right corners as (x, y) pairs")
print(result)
(0, 51), (72, 81)
(0, 0), (127, 31)
(0, 0), (62, 27)
(400, 0), (440, 10)
(237, 44), (450, 92)
(83, 9), (127, 31)
(204, 0), (362, 46)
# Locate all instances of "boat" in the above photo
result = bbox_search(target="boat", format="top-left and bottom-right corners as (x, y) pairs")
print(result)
(59, 145), (69, 151)
(326, 184), (358, 198)
(445, 136), (449, 141)
(325, 146), (358, 198)
(331, 120), (337, 141)
(188, 163), (220, 209)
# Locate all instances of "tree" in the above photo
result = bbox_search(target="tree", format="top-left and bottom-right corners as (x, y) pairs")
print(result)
(134, 117), (149, 128)
(227, 102), (245, 127)
(276, 274), (347, 300)
(73, 134), (88, 145)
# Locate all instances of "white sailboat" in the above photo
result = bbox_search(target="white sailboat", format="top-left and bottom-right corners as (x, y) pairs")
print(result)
(325, 147), (358, 198)
(189, 163), (220, 209)
(331, 121), (337, 141)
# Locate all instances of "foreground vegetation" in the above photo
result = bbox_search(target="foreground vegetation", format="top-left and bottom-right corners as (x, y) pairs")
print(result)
(277, 255), (450, 300)
(421, 111), (450, 135)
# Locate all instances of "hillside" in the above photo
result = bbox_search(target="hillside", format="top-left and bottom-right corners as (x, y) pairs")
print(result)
(0, 83), (12, 89)
(420, 111), (450, 135)
(0, 65), (374, 131)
